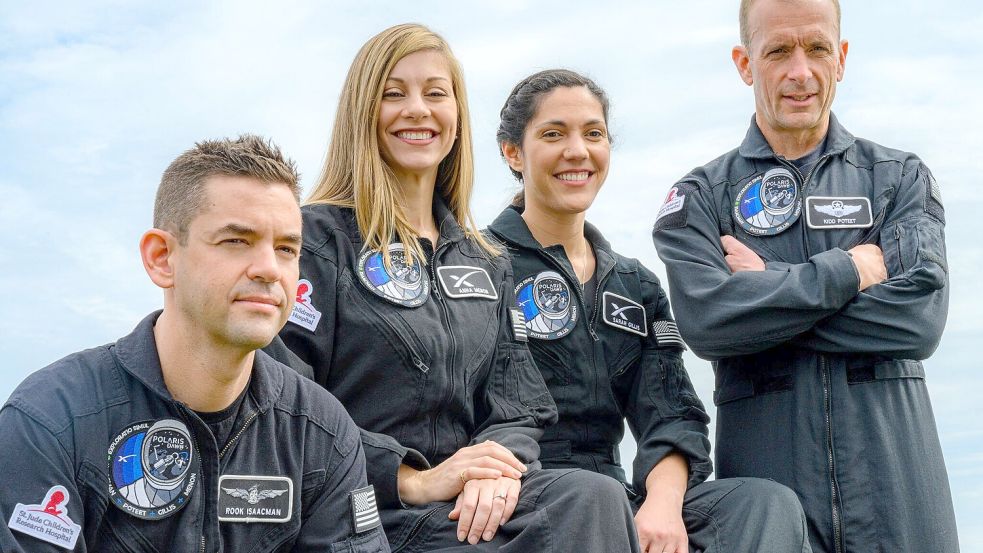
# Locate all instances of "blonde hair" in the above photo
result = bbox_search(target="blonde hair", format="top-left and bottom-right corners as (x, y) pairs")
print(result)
(307, 23), (498, 263)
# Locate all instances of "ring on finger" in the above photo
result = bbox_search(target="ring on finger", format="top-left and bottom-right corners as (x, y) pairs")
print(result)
(494, 492), (507, 500)
(460, 470), (467, 484)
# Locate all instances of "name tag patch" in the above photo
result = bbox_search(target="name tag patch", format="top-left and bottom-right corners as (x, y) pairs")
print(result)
(350, 485), (381, 534)
(805, 197), (873, 229)
(436, 266), (498, 299)
(289, 279), (322, 332)
(218, 475), (293, 523)
(602, 292), (647, 337)
(7, 485), (81, 550)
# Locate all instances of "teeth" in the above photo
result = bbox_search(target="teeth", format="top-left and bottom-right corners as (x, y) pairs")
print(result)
(397, 130), (433, 140)
(557, 171), (589, 181)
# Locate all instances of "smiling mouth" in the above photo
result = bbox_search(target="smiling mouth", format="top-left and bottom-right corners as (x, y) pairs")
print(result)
(556, 171), (591, 182)
(785, 93), (816, 102)
(396, 130), (436, 140)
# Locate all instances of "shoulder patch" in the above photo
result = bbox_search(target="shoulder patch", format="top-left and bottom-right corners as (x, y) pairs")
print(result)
(733, 167), (802, 236)
(357, 243), (430, 308)
(436, 266), (498, 300)
(108, 419), (199, 520)
(349, 485), (381, 534)
(8, 485), (81, 550)
(652, 319), (686, 349)
(289, 279), (322, 332)
(514, 271), (578, 340)
(509, 309), (528, 342)
(654, 184), (692, 231)
(924, 171), (945, 223)
(218, 475), (293, 523)
(601, 292), (647, 337)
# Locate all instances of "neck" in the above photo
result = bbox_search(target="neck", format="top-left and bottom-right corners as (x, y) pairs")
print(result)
(154, 309), (254, 413)
(396, 171), (439, 244)
(757, 113), (829, 160)
(521, 203), (594, 282)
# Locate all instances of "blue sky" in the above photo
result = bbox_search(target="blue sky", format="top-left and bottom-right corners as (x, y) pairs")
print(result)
(2, 1), (980, 548)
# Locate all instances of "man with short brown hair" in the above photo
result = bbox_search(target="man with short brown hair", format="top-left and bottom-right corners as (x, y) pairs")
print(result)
(0, 135), (389, 552)
(653, 1), (959, 551)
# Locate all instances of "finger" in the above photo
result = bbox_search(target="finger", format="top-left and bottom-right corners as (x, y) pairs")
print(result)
(470, 456), (524, 479)
(448, 491), (463, 520)
(456, 483), (481, 542)
(482, 485), (510, 541)
(467, 485), (495, 544)
(720, 235), (736, 253)
(472, 442), (527, 473)
(500, 479), (520, 523)
(461, 467), (503, 481)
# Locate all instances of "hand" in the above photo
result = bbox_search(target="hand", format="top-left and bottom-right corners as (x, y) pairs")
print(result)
(448, 475), (521, 544)
(848, 244), (887, 291)
(720, 235), (765, 272)
(634, 490), (688, 553)
(397, 441), (526, 505)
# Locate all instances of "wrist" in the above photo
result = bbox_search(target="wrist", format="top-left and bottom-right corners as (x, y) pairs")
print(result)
(397, 465), (426, 505)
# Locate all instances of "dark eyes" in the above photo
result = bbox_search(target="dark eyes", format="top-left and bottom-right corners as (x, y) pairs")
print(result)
(382, 89), (449, 98)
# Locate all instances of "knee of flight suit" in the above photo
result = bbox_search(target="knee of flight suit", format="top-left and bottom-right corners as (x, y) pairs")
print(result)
(540, 469), (631, 513)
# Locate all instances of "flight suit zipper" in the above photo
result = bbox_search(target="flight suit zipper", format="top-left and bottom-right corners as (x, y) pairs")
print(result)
(391, 505), (442, 553)
(821, 356), (844, 553)
(426, 239), (456, 461)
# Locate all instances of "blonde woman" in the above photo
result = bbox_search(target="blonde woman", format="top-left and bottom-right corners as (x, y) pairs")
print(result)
(270, 24), (639, 551)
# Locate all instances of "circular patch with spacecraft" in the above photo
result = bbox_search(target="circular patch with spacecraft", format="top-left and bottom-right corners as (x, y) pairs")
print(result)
(514, 270), (578, 340)
(733, 167), (802, 235)
(108, 419), (198, 520)
(357, 243), (430, 307)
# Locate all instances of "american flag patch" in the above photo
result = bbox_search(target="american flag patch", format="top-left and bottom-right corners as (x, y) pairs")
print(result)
(510, 308), (528, 342)
(349, 485), (380, 534)
(652, 320), (685, 349)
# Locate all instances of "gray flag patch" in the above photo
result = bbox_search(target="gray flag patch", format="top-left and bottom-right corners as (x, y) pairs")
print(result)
(350, 485), (380, 534)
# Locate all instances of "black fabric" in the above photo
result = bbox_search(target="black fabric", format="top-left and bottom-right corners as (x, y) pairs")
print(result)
(194, 380), (250, 451)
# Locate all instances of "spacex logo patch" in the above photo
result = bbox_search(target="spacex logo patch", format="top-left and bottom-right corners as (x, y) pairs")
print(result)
(436, 266), (498, 299)
(602, 292), (647, 337)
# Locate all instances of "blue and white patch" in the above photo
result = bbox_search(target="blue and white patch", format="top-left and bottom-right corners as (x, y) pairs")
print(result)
(7, 485), (81, 550)
(218, 475), (293, 523)
(108, 419), (198, 520)
(350, 485), (381, 534)
(514, 271), (578, 340)
(357, 243), (430, 307)
(805, 197), (873, 229)
(288, 279), (322, 331)
(436, 266), (498, 300)
(733, 167), (801, 236)
(602, 292), (647, 337)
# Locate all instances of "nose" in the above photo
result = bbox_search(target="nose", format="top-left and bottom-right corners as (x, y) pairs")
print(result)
(247, 245), (281, 283)
(563, 136), (588, 160)
(401, 92), (431, 119)
(787, 48), (812, 84)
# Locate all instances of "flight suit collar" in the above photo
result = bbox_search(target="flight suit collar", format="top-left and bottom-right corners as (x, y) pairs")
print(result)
(113, 310), (282, 414)
(737, 112), (856, 160)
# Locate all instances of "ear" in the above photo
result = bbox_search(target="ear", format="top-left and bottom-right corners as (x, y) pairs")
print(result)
(732, 45), (754, 86)
(836, 39), (849, 81)
(141, 228), (178, 289)
(501, 142), (523, 175)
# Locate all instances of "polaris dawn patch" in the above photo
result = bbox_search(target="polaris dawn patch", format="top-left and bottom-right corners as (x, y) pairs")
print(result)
(805, 197), (873, 229)
(289, 279), (322, 331)
(108, 419), (198, 520)
(7, 485), (81, 550)
(436, 265), (498, 299)
(350, 485), (381, 534)
(601, 292), (647, 337)
(218, 475), (293, 523)
(733, 168), (801, 236)
(514, 271), (578, 340)
(357, 243), (430, 307)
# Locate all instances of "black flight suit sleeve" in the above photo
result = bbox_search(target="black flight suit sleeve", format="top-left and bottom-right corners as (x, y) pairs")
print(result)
(0, 405), (81, 553)
(470, 260), (557, 469)
(622, 265), (712, 493)
(794, 160), (948, 360)
(652, 179), (861, 361)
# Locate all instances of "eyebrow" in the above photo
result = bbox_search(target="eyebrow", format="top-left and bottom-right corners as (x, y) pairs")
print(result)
(535, 119), (606, 129)
(385, 76), (451, 84)
(211, 223), (302, 245)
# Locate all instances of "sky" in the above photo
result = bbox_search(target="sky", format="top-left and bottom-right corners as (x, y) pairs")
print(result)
(1, 0), (981, 548)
